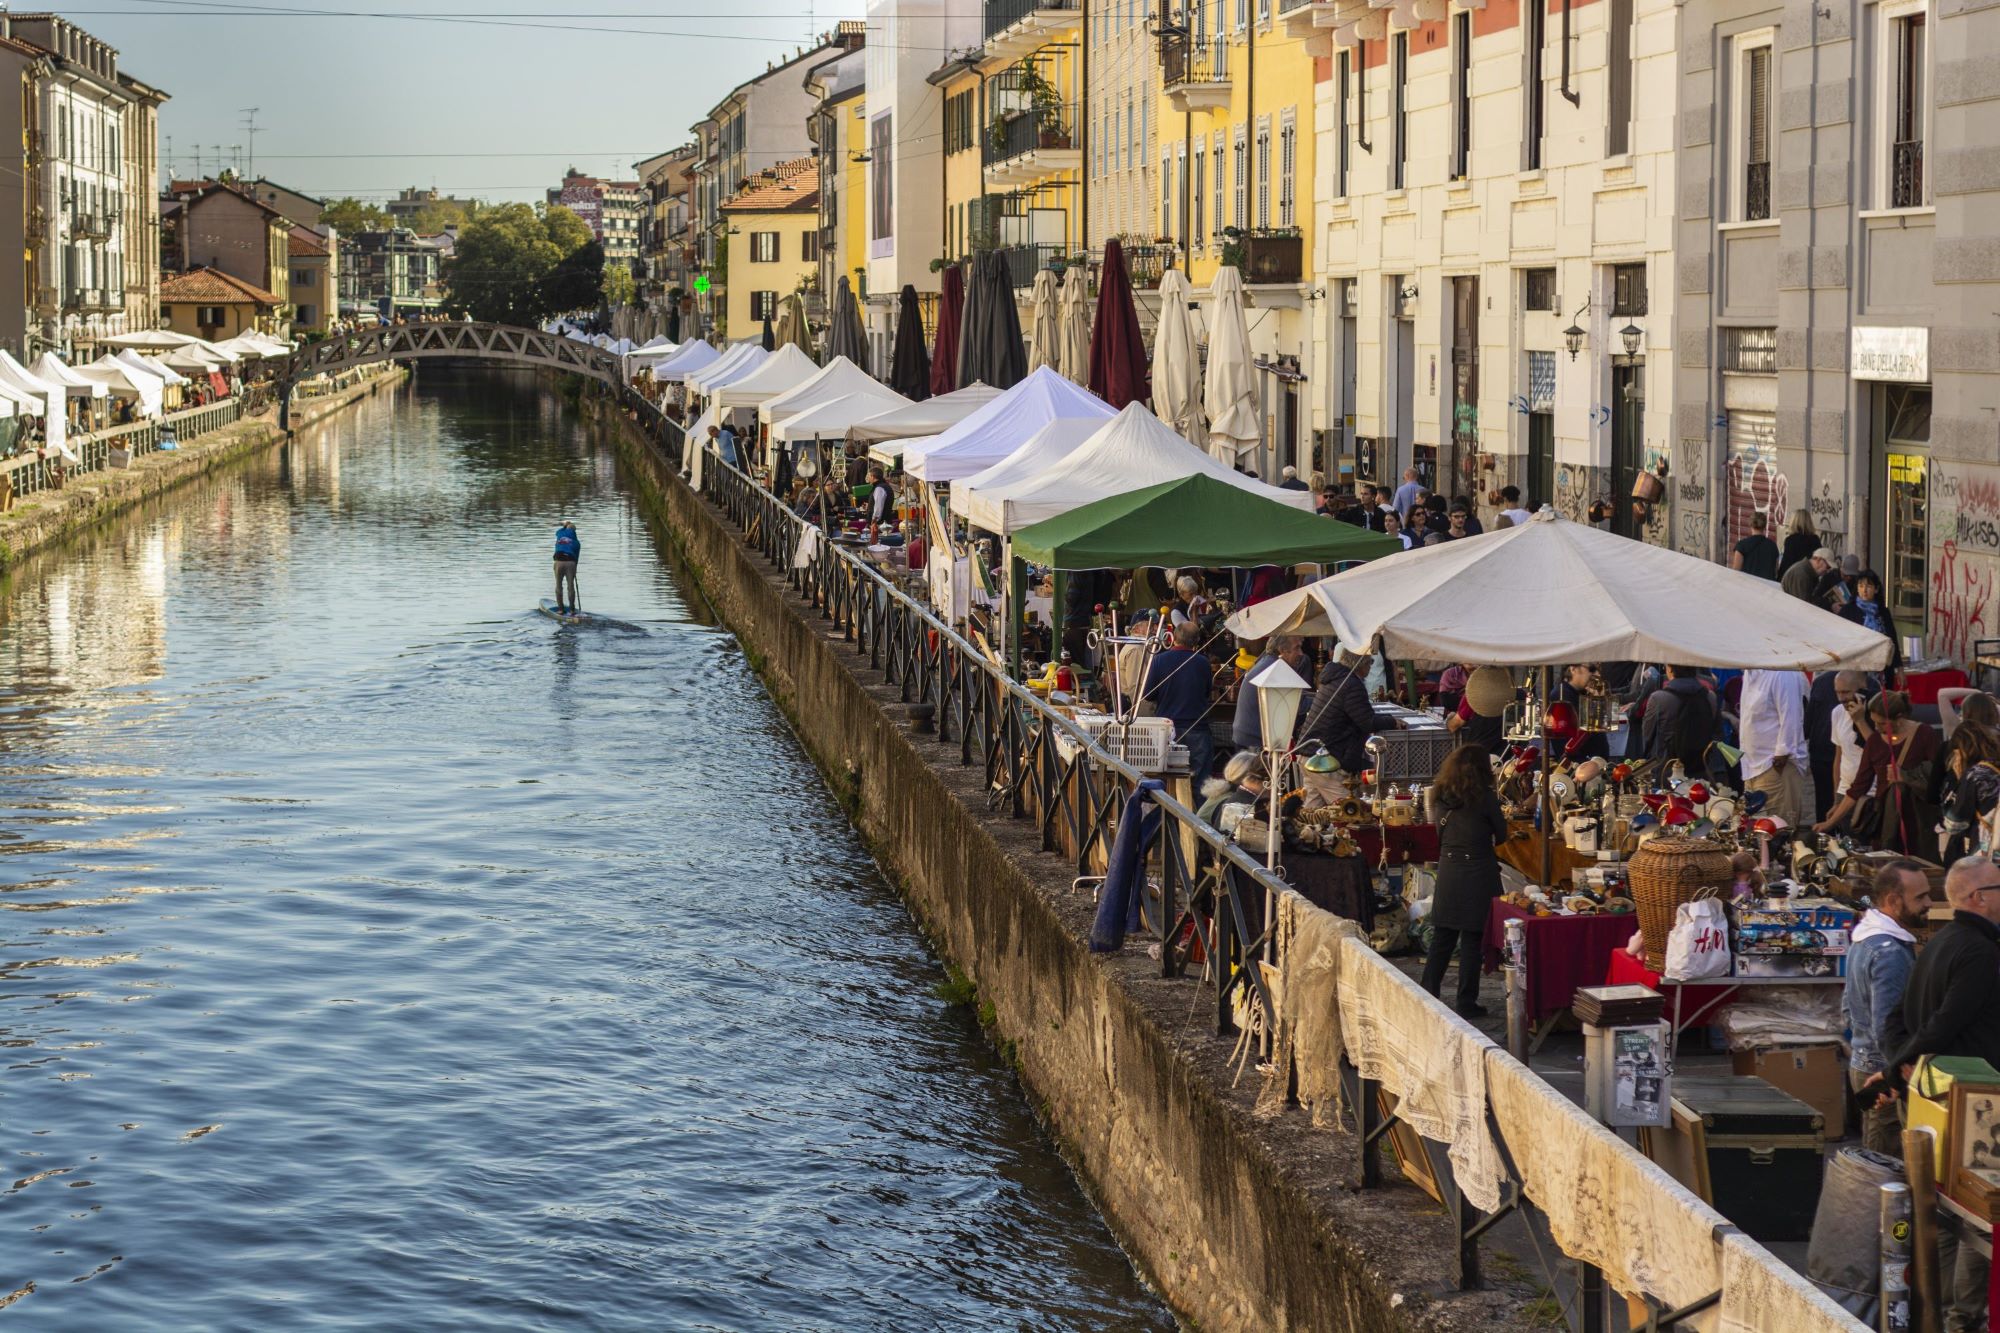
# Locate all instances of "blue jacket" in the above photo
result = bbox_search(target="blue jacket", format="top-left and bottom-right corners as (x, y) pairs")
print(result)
(1844, 917), (1917, 1076)
(554, 526), (580, 561)
(1141, 647), (1213, 736)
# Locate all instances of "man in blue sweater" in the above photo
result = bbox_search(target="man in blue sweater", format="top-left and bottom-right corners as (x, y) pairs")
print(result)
(1844, 858), (1931, 1152)
(1143, 622), (1216, 780)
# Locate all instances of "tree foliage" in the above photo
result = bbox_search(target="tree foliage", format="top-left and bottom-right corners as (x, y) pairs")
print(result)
(407, 198), (481, 234)
(443, 202), (602, 324)
(600, 263), (636, 309)
(320, 197), (388, 235)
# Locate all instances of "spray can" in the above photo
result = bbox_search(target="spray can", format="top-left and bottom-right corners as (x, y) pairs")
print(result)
(1879, 1179), (1912, 1332)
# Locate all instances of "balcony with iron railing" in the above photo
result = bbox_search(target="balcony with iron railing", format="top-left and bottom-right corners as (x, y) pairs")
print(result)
(1744, 160), (1771, 222)
(983, 101), (1080, 189)
(983, 0), (1079, 58)
(994, 241), (1069, 289)
(1161, 32), (1232, 111)
(1892, 139), (1924, 209)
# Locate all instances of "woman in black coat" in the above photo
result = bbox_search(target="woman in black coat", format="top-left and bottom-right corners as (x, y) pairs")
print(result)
(1421, 744), (1510, 1018)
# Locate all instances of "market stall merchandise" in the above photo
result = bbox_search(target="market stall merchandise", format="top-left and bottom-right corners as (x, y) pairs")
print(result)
(1482, 904), (1640, 1025)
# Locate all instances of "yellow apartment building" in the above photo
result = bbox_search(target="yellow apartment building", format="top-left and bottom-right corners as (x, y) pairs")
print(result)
(720, 157), (820, 338)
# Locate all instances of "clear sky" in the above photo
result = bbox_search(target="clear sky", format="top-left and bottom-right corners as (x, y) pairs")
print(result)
(55, 0), (867, 204)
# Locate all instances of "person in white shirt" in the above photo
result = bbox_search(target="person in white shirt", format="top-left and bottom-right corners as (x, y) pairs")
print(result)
(1739, 668), (1812, 827)
(1497, 484), (1533, 528)
(1831, 670), (1870, 800)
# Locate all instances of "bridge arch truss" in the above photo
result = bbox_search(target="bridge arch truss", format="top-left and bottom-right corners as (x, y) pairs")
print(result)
(277, 323), (624, 389)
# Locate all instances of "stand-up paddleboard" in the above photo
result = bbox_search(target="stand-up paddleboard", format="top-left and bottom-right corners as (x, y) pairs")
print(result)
(536, 601), (642, 631)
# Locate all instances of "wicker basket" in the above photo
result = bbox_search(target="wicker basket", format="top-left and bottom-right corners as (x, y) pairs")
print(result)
(1627, 835), (1734, 972)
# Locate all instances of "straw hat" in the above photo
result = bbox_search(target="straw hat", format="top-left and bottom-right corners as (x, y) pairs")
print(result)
(1465, 666), (1515, 718)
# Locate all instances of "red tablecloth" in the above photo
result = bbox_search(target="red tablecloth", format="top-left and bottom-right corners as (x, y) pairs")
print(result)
(1902, 668), (1970, 706)
(1349, 823), (1439, 866)
(1603, 950), (1740, 1029)
(1482, 903), (1641, 1024)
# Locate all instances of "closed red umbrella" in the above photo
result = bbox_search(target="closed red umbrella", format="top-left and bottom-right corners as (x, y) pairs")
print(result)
(930, 263), (964, 397)
(1088, 238), (1150, 410)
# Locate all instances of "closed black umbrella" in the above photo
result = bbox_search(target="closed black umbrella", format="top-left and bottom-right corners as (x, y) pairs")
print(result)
(889, 284), (931, 401)
(954, 257), (982, 391)
(825, 276), (869, 368)
(967, 251), (1028, 391)
(761, 316), (775, 351)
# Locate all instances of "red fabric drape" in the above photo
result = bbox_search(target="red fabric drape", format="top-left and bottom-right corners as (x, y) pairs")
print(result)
(1088, 238), (1151, 410)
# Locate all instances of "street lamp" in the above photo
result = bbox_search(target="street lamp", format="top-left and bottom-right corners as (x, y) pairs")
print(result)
(1248, 657), (1309, 872)
(1563, 321), (1586, 361)
(1619, 321), (1644, 358)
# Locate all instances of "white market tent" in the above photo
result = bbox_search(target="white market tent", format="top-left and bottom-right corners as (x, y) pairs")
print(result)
(685, 342), (768, 396)
(193, 338), (245, 364)
(848, 382), (1002, 447)
(80, 355), (163, 417)
(712, 343), (819, 409)
(638, 335), (676, 350)
(161, 346), (226, 374)
(756, 355), (880, 427)
(209, 334), (275, 360)
(770, 386), (913, 444)
(648, 339), (722, 384)
(902, 367), (1115, 483)
(118, 349), (189, 387)
(947, 416), (1104, 514)
(961, 401), (1318, 535)
(1227, 507), (1894, 671)
(31, 353), (108, 398)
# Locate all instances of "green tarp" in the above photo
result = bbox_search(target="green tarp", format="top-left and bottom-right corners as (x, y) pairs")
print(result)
(1010, 473), (1402, 570)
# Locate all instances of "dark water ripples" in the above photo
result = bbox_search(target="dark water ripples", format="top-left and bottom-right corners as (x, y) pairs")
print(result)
(0, 372), (1172, 1331)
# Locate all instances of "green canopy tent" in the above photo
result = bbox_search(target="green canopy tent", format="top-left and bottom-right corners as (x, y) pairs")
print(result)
(1007, 472), (1400, 678)
(1011, 473), (1401, 569)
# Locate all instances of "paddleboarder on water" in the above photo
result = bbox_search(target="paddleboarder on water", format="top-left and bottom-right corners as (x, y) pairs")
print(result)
(553, 520), (580, 613)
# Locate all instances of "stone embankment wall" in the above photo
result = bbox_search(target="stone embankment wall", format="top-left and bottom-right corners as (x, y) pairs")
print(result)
(604, 409), (1541, 1333)
(0, 368), (407, 570)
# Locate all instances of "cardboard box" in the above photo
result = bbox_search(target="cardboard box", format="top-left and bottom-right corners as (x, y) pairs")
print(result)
(1731, 1044), (1849, 1140)
(1734, 924), (1852, 956)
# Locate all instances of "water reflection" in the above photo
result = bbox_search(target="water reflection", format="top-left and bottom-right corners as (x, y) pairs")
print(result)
(0, 370), (1172, 1331)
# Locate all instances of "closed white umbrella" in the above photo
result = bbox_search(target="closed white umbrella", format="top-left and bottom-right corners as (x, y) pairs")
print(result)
(1152, 268), (1202, 450)
(1227, 507), (1893, 671)
(1057, 264), (1091, 386)
(1202, 265), (1259, 464)
(1027, 269), (1062, 375)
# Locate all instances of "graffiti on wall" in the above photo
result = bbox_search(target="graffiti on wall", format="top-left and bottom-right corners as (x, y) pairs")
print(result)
(1725, 443), (1788, 548)
(1932, 540), (1997, 665)
(1555, 465), (1591, 523)
(1809, 480), (1846, 555)
(1675, 438), (1710, 558)
(1927, 464), (2000, 663)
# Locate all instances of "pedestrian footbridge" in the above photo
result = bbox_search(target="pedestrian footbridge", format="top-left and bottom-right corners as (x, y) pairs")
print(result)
(277, 322), (622, 392)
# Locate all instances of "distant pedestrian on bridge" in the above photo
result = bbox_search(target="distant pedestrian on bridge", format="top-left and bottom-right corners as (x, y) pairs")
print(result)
(553, 520), (581, 613)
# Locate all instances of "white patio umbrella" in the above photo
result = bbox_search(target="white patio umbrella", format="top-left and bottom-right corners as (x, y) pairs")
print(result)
(1202, 264), (1259, 464)
(1057, 264), (1091, 386)
(1227, 507), (1893, 671)
(1152, 268), (1203, 450)
(161, 346), (226, 374)
(101, 329), (205, 351)
(1027, 269), (1062, 375)
(208, 335), (272, 360)
(192, 339), (245, 364)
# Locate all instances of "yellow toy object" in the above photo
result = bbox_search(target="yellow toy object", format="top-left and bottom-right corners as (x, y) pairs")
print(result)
(1235, 647), (1259, 671)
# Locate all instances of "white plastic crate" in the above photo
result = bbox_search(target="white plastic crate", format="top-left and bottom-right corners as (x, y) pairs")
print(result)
(1075, 715), (1175, 773)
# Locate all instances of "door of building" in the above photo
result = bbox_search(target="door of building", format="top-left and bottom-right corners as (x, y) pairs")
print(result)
(1450, 275), (1479, 491)
(1610, 361), (1645, 538)
(1875, 383), (1933, 637)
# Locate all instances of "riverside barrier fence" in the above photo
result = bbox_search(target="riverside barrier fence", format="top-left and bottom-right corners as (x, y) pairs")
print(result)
(613, 380), (1863, 1333)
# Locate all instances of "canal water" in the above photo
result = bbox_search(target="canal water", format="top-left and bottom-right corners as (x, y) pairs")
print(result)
(0, 371), (1173, 1330)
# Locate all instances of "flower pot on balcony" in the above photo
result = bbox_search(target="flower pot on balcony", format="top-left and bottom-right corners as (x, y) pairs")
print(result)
(1241, 234), (1303, 285)
(1037, 126), (1072, 150)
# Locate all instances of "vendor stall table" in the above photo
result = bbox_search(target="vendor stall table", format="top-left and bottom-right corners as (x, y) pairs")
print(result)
(1348, 823), (1438, 866)
(1482, 903), (1639, 1024)
(1602, 952), (1845, 1036)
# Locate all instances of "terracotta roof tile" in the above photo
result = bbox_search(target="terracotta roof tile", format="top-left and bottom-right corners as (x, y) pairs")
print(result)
(159, 266), (281, 306)
(721, 157), (819, 213)
(287, 225), (328, 257)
